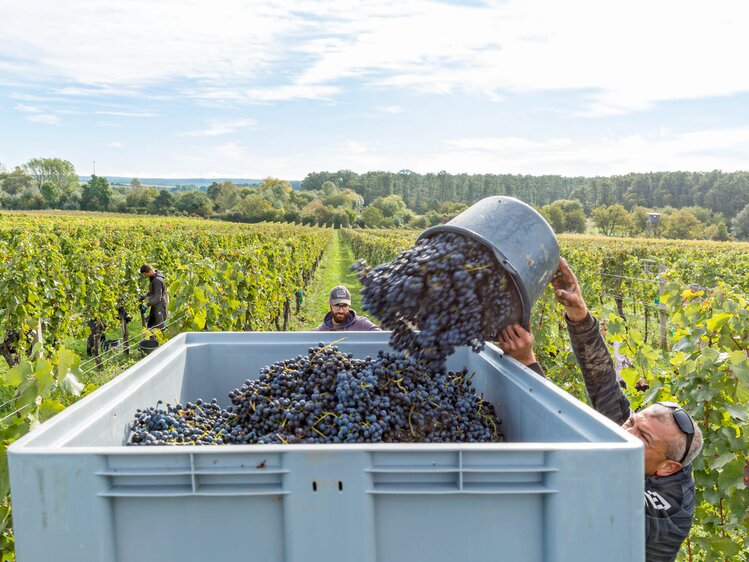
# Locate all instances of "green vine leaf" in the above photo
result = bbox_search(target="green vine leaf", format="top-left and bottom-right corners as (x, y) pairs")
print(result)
(193, 308), (207, 330)
(725, 404), (749, 422)
(56, 348), (80, 381)
(33, 359), (54, 398)
(711, 538), (740, 557)
(709, 452), (737, 470)
(621, 367), (638, 389)
(3, 363), (31, 388)
(59, 373), (84, 396)
(706, 312), (733, 333)
(38, 400), (65, 423)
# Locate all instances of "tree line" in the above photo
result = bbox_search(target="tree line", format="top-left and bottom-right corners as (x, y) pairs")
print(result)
(0, 160), (466, 229)
(540, 199), (737, 241)
(2, 158), (749, 240)
(302, 169), (749, 220)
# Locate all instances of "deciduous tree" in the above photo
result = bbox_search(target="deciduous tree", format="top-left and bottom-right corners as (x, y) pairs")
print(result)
(175, 191), (212, 217)
(81, 175), (112, 211)
(0, 167), (34, 196)
(591, 204), (629, 236)
(661, 209), (705, 239)
(732, 203), (749, 240)
(24, 157), (78, 202)
(151, 190), (175, 215)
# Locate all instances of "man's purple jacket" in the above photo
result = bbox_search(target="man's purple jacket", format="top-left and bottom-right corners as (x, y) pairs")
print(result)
(315, 310), (382, 331)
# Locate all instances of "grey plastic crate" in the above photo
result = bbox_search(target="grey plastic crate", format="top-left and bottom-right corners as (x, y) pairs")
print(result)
(9, 332), (644, 562)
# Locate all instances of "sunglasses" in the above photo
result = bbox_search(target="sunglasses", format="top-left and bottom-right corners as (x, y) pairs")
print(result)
(655, 402), (695, 464)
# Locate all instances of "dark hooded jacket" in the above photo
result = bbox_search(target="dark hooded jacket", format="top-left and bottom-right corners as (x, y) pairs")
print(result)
(145, 271), (168, 330)
(146, 271), (168, 307)
(315, 310), (381, 331)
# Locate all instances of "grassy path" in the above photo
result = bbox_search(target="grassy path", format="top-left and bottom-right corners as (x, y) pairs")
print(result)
(288, 230), (364, 331)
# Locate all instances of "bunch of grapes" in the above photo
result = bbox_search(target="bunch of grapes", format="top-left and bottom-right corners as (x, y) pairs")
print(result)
(128, 343), (502, 446)
(129, 399), (231, 446)
(354, 232), (522, 370)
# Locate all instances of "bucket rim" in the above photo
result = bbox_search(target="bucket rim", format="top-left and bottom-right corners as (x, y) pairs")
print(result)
(138, 339), (159, 355)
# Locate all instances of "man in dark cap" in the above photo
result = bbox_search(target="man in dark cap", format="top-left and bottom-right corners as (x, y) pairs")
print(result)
(316, 285), (381, 331)
(139, 264), (169, 330)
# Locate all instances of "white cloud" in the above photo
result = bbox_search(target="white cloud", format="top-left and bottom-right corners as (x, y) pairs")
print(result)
(0, 1), (298, 85)
(295, 138), (394, 174)
(100, 126), (749, 179)
(96, 111), (157, 118)
(446, 137), (573, 153)
(179, 142), (295, 177)
(213, 142), (252, 161)
(346, 141), (370, 154)
(27, 113), (60, 125)
(170, 137), (390, 178)
(1, 0), (747, 112)
(296, 0), (749, 115)
(8, 92), (51, 101)
(4, 0), (749, 180)
(242, 84), (339, 103)
(53, 85), (141, 98)
(178, 118), (257, 137)
(433, 128), (749, 175)
(184, 84), (340, 104)
(378, 105), (403, 114)
(109, 141), (124, 149)
(14, 103), (42, 113)
(9, 92), (47, 101)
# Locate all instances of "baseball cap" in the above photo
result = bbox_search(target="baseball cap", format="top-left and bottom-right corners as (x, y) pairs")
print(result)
(329, 285), (351, 305)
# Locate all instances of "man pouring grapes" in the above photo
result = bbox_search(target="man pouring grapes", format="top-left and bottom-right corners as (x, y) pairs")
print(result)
(316, 285), (381, 332)
(499, 258), (703, 562)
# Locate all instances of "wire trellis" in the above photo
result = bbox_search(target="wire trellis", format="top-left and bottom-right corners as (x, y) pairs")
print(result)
(77, 313), (187, 379)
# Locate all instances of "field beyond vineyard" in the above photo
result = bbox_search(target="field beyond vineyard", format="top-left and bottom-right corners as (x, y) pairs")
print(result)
(0, 212), (747, 560)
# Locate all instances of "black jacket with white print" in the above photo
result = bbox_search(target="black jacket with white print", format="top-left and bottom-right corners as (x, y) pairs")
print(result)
(528, 313), (694, 562)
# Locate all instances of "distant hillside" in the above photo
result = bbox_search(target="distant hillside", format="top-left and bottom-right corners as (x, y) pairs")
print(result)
(78, 176), (302, 188)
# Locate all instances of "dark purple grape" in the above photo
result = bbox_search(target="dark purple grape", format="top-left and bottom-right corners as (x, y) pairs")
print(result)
(127, 343), (502, 446)
(354, 232), (522, 371)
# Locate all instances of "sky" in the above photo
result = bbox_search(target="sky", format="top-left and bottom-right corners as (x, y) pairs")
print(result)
(2, 0), (749, 180)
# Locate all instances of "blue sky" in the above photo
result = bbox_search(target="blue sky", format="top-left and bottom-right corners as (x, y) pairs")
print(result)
(2, 0), (749, 180)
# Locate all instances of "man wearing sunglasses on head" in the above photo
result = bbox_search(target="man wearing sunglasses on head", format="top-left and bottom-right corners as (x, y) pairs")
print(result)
(316, 285), (382, 332)
(499, 258), (703, 562)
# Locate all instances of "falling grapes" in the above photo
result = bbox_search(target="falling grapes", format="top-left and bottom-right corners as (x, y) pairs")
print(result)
(354, 231), (523, 371)
(128, 343), (502, 446)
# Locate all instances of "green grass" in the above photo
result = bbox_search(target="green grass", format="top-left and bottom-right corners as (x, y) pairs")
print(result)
(288, 229), (366, 331)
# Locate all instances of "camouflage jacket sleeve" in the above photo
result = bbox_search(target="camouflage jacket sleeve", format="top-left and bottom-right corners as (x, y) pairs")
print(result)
(567, 313), (631, 425)
(526, 362), (545, 377)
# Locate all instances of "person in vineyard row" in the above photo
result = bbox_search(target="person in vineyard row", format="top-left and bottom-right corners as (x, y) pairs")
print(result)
(139, 264), (169, 331)
(316, 285), (381, 332)
(499, 258), (703, 562)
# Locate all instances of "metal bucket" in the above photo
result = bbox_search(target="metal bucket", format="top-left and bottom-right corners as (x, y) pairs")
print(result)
(138, 339), (159, 356)
(418, 196), (559, 330)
